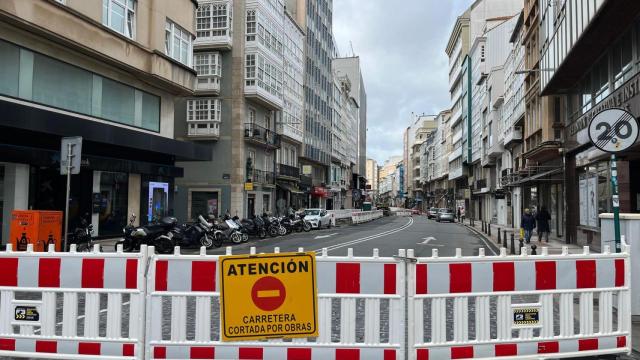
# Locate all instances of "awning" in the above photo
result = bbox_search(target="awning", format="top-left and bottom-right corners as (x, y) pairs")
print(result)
(276, 182), (304, 194)
(512, 168), (563, 185)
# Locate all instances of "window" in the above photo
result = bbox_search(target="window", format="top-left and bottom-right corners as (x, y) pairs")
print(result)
(245, 54), (256, 86)
(187, 98), (221, 122)
(190, 191), (219, 219)
(248, 108), (256, 124)
(194, 52), (221, 77)
(102, 0), (135, 39)
(246, 10), (256, 41)
(196, 2), (230, 38)
(165, 20), (192, 66)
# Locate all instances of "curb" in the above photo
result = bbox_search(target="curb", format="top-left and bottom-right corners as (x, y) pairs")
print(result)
(460, 222), (501, 255)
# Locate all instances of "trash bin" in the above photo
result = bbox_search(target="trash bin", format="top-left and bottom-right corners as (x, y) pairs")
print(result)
(10, 210), (63, 252)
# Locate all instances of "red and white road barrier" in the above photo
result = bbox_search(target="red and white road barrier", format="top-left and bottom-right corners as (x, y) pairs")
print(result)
(351, 210), (383, 224)
(0, 243), (147, 360)
(0, 240), (630, 360)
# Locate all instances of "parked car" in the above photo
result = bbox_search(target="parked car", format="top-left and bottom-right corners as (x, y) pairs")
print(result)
(411, 208), (421, 215)
(304, 209), (332, 229)
(436, 208), (455, 223)
(427, 208), (440, 219)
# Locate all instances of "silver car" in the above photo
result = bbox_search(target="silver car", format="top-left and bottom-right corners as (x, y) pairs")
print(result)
(436, 209), (455, 222)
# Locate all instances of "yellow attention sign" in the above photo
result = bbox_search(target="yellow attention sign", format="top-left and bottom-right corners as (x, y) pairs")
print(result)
(244, 182), (254, 191)
(219, 252), (318, 341)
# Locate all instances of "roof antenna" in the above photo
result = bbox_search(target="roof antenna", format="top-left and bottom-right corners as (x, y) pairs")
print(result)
(350, 41), (355, 57)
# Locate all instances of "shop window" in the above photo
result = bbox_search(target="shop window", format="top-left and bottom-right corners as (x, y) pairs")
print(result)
(0, 41), (19, 97)
(98, 172), (129, 236)
(190, 191), (218, 220)
(263, 194), (270, 213)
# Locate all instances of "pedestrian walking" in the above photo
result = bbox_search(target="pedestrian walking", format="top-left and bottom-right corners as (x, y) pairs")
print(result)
(521, 208), (536, 244)
(536, 206), (551, 243)
(457, 207), (461, 222)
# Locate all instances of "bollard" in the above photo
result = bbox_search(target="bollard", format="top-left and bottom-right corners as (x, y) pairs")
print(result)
(488, 223), (491, 237)
(503, 231), (508, 248)
(531, 244), (537, 255)
(497, 228), (501, 244)
(483, 221), (486, 233)
(503, 230), (507, 245)
(510, 233), (515, 255)
(518, 238), (524, 255)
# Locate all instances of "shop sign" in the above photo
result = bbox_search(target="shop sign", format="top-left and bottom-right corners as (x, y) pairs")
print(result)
(219, 252), (318, 341)
(312, 186), (328, 198)
(568, 75), (640, 137)
(244, 182), (254, 191)
(302, 165), (312, 175)
(494, 189), (506, 199)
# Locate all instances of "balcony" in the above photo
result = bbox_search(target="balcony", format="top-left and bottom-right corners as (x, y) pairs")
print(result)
(195, 75), (220, 94)
(244, 123), (281, 149)
(481, 155), (496, 168)
(187, 121), (220, 139)
(245, 83), (284, 110)
(194, 1), (233, 50)
(251, 169), (276, 186)
(487, 142), (504, 158)
(503, 126), (523, 147)
(277, 123), (304, 143)
(448, 166), (464, 181)
(277, 163), (300, 181)
(475, 179), (487, 189)
(448, 146), (463, 163)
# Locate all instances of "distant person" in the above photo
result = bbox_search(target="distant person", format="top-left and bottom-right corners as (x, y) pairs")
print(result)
(457, 207), (461, 222)
(521, 208), (536, 244)
(536, 206), (551, 243)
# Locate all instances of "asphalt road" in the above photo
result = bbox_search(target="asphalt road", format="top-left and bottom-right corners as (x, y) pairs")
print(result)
(195, 214), (492, 258)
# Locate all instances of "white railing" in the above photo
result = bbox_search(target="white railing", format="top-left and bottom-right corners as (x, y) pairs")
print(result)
(351, 210), (384, 224)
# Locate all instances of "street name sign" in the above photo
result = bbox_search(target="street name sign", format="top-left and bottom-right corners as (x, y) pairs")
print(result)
(219, 252), (318, 341)
(588, 108), (639, 153)
(60, 136), (82, 175)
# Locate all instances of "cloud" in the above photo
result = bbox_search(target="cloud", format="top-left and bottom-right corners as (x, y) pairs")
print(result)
(333, 0), (475, 164)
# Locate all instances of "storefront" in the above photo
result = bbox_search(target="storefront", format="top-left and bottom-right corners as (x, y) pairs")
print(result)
(564, 70), (640, 250)
(0, 99), (210, 241)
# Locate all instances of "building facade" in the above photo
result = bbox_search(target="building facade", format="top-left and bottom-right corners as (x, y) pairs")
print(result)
(0, 0), (208, 242)
(365, 158), (378, 202)
(538, 0), (640, 250)
(176, 0), (289, 220)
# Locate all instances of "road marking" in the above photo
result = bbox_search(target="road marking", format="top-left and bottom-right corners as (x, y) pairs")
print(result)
(419, 236), (436, 244)
(314, 232), (339, 239)
(314, 217), (414, 253)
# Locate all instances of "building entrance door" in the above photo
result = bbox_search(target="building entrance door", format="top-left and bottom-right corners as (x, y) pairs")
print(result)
(247, 195), (255, 218)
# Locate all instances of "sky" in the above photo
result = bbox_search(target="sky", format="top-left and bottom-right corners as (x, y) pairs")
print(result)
(333, 0), (475, 165)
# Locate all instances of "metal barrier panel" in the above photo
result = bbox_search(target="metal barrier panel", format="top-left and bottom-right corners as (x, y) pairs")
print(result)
(409, 246), (631, 360)
(0, 244), (148, 359)
(145, 246), (405, 359)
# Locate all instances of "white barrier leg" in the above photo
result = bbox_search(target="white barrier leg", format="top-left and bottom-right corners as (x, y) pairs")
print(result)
(431, 298), (446, 343)
(62, 292), (78, 337)
(171, 296), (187, 341)
(195, 296), (211, 342)
(317, 297), (331, 344)
(340, 298), (356, 343)
(496, 295), (511, 340)
(364, 298), (380, 345)
(559, 293), (574, 336)
(0, 291), (12, 334)
(579, 292), (594, 335)
(41, 291), (56, 336)
(84, 292), (100, 337)
(106, 293), (122, 339)
(475, 296), (490, 341)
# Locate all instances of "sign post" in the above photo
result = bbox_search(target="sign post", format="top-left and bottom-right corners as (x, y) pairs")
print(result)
(588, 108), (639, 253)
(60, 137), (82, 251)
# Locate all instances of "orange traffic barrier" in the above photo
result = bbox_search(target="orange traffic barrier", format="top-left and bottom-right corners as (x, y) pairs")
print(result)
(10, 210), (63, 252)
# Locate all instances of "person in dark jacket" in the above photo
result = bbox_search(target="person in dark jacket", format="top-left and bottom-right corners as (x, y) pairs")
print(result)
(521, 208), (536, 244)
(536, 206), (551, 243)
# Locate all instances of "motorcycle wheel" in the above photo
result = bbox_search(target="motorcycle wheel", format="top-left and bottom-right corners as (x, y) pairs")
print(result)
(76, 243), (91, 252)
(268, 226), (279, 237)
(258, 229), (267, 239)
(155, 237), (174, 254)
(241, 233), (249, 242)
(199, 233), (214, 249)
(278, 226), (287, 236)
(231, 232), (242, 244)
(213, 232), (224, 248)
(303, 221), (312, 232)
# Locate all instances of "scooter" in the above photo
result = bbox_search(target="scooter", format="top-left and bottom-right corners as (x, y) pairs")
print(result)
(171, 215), (218, 250)
(65, 213), (94, 252)
(117, 214), (177, 254)
(236, 216), (267, 239)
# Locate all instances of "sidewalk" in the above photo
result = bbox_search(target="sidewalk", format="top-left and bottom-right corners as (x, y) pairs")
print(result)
(460, 218), (583, 255)
(460, 218), (640, 358)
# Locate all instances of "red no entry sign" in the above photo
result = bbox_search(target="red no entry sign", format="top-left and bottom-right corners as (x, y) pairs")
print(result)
(251, 276), (286, 311)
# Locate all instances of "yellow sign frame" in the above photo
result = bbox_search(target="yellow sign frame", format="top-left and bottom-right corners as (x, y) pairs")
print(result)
(219, 252), (318, 341)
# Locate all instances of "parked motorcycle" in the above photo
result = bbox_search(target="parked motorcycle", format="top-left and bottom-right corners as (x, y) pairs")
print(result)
(235, 216), (267, 239)
(65, 213), (94, 252)
(171, 215), (219, 250)
(261, 214), (281, 237)
(117, 214), (177, 254)
(290, 213), (312, 232)
(213, 213), (243, 244)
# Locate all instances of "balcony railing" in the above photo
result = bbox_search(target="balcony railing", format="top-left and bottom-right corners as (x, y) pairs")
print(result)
(277, 163), (300, 180)
(277, 123), (304, 143)
(244, 123), (280, 148)
(251, 169), (276, 185)
(475, 179), (487, 189)
(195, 75), (221, 93)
